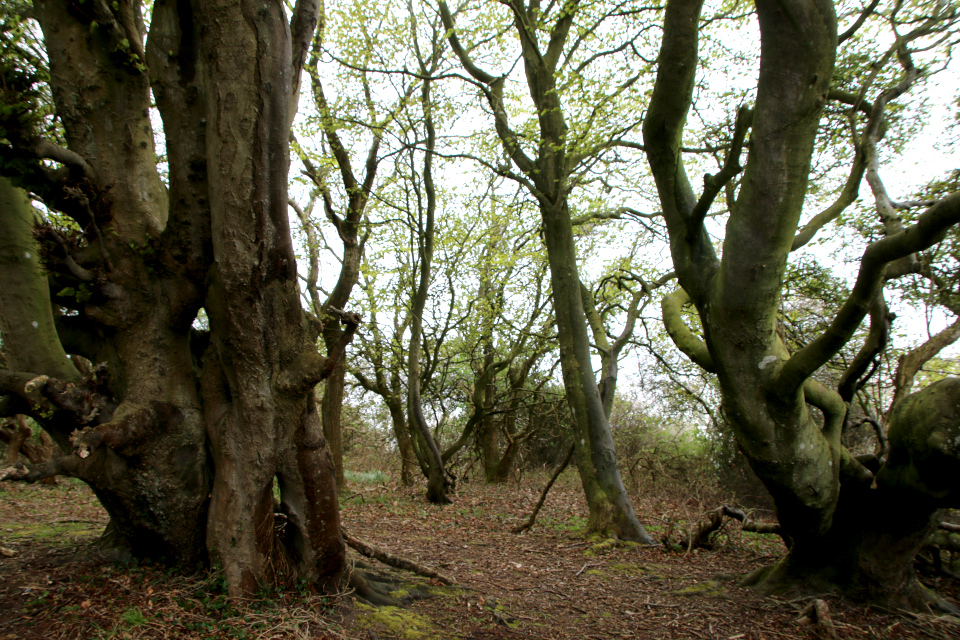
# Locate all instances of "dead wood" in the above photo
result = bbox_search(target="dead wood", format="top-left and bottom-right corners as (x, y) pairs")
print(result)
(0, 418), (60, 485)
(341, 526), (457, 585)
(3, 415), (31, 465)
(681, 504), (782, 549)
(512, 443), (575, 534)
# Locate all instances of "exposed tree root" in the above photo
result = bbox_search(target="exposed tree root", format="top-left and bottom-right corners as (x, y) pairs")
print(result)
(347, 567), (403, 607)
(797, 599), (839, 640)
(512, 444), (574, 534)
(342, 527), (456, 585)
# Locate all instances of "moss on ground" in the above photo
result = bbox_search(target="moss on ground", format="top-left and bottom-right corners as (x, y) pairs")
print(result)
(353, 602), (447, 639)
(671, 580), (727, 598)
(3, 522), (100, 544)
(583, 537), (640, 556)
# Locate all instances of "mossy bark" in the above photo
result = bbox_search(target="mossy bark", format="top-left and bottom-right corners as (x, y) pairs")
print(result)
(645, 0), (960, 604)
(1, 0), (351, 598)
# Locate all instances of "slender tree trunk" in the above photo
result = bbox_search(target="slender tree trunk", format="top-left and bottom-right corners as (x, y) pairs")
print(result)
(480, 415), (501, 483)
(405, 77), (450, 504)
(386, 396), (416, 487)
(541, 201), (652, 542)
(477, 347), (501, 483)
(322, 325), (347, 488)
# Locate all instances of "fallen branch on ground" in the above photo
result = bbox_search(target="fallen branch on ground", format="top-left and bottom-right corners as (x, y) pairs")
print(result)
(341, 527), (456, 585)
(680, 504), (782, 550)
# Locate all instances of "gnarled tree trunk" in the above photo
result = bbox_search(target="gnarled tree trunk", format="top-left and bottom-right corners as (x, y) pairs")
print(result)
(645, 0), (960, 606)
(0, 0), (359, 598)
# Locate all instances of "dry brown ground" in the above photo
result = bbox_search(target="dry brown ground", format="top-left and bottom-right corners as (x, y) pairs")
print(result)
(1, 475), (959, 640)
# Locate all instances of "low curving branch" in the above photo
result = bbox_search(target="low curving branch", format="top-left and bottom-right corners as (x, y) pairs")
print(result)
(277, 309), (361, 393)
(0, 455), (81, 483)
(660, 288), (715, 373)
(34, 140), (98, 183)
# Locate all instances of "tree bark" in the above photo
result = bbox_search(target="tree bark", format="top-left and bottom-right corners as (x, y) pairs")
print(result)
(440, 1), (650, 540)
(321, 337), (348, 488)
(645, 0), (960, 605)
(387, 394), (417, 487)
(0, 0), (359, 599)
(192, 0), (346, 595)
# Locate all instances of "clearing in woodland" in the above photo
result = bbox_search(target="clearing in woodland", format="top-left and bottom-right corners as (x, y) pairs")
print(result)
(1, 475), (959, 640)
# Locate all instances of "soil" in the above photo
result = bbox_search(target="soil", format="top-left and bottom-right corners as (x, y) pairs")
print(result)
(1, 476), (959, 640)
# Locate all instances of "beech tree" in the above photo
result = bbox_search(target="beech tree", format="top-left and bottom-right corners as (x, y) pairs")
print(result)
(647, 0), (960, 605)
(289, 0), (423, 486)
(0, 0), (363, 597)
(440, 0), (657, 542)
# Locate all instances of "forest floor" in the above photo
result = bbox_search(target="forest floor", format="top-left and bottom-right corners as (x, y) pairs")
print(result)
(1, 474), (959, 640)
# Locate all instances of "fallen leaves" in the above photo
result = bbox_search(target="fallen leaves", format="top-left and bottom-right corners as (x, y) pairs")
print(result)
(2, 477), (959, 639)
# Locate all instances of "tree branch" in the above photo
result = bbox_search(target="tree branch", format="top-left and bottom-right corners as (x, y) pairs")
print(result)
(686, 105), (752, 242)
(887, 315), (960, 414)
(660, 288), (714, 373)
(34, 140), (98, 183)
(0, 455), (81, 483)
(289, 0), (321, 114)
(277, 310), (361, 393)
(642, 0), (710, 290)
(512, 443), (575, 534)
(836, 293), (891, 402)
(342, 527), (456, 584)
(781, 191), (960, 392)
(438, 1), (538, 178)
(792, 146), (865, 251)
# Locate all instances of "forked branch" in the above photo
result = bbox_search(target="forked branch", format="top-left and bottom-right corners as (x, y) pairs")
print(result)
(780, 191), (960, 393)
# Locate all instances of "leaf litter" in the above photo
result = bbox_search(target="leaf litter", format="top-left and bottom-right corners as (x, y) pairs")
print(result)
(1, 476), (959, 639)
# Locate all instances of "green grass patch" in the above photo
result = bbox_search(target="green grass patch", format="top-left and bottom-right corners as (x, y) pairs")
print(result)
(120, 607), (149, 627)
(344, 469), (389, 485)
(5, 521), (101, 543)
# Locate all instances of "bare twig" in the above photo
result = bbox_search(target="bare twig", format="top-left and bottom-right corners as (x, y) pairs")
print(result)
(512, 443), (575, 534)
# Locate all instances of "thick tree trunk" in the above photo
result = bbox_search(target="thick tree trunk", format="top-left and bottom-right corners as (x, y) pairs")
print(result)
(744, 483), (942, 607)
(2, 0), (344, 599)
(0, 178), (210, 566)
(194, 0), (343, 595)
